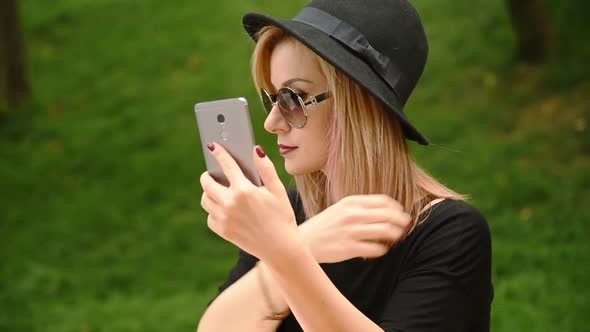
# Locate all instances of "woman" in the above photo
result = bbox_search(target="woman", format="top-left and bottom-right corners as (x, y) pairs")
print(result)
(197, 1), (493, 331)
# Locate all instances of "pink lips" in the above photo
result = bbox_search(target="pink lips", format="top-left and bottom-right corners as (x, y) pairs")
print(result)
(279, 144), (298, 155)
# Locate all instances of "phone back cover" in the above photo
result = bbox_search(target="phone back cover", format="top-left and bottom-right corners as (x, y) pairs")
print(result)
(194, 97), (261, 187)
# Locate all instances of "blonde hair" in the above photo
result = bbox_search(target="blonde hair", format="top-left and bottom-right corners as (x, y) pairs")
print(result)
(251, 26), (467, 235)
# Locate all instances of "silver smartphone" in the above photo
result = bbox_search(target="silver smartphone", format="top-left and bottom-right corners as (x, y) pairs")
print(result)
(194, 97), (261, 187)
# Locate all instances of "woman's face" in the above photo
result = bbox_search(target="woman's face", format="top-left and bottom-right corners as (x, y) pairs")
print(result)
(264, 39), (331, 175)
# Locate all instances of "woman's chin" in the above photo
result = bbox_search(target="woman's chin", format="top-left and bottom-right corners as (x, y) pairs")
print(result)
(284, 160), (323, 176)
(284, 161), (305, 176)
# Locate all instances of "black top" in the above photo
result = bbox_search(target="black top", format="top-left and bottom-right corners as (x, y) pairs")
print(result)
(212, 189), (493, 331)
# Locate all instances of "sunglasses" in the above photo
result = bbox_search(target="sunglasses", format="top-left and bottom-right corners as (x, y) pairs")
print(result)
(260, 87), (331, 129)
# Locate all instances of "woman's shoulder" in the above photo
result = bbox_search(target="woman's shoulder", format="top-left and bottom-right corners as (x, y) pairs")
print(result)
(418, 199), (490, 237)
(403, 199), (492, 271)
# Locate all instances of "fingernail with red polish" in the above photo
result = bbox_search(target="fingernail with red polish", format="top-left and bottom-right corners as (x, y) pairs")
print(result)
(207, 143), (215, 152)
(256, 145), (266, 158)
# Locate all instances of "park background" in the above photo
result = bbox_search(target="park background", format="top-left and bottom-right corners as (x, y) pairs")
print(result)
(1, 0), (588, 331)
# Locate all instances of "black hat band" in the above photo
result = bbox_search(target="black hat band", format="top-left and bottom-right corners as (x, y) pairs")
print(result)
(293, 7), (409, 101)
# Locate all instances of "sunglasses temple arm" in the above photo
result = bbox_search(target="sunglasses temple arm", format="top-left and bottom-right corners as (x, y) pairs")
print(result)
(303, 92), (331, 107)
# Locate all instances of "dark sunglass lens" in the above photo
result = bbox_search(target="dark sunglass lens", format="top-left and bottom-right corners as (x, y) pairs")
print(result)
(278, 89), (306, 127)
(260, 90), (272, 114)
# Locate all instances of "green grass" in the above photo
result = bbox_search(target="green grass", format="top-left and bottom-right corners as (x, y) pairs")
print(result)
(1, 0), (588, 331)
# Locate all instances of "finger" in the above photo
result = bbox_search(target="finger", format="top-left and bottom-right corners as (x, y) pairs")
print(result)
(207, 142), (247, 186)
(348, 223), (404, 244)
(349, 207), (410, 227)
(352, 241), (391, 259)
(387, 208), (412, 229)
(200, 191), (215, 213)
(252, 145), (287, 198)
(201, 192), (225, 222)
(207, 214), (221, 235)
(365, 207), (411, 228)
(200, 171), (229, 203)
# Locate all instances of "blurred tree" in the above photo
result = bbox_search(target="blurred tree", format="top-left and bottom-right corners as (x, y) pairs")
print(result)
(507, 0), (556, 62)
(506, 0), (556, 62)
(0, 0), (31, 108)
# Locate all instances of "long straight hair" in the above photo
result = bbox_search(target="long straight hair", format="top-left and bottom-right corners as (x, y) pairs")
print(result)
(251, 26), (467, 234)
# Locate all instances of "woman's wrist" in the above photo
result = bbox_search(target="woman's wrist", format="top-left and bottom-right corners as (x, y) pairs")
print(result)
(254, 227), (304, 269)
(257, 261), (291, 320)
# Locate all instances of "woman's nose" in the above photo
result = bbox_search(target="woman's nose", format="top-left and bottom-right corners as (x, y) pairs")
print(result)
(264, 104), (290, 134)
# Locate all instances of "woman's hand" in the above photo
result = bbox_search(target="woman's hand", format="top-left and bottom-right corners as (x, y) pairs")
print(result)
(298, 195), (412, 263)
(199, 143), (298, 261)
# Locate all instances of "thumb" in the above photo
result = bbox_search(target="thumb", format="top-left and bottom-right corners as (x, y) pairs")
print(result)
(253, 145), (286, 197)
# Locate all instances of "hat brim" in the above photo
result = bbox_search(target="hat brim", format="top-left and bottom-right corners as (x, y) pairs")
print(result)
(243, 12), (430, 145)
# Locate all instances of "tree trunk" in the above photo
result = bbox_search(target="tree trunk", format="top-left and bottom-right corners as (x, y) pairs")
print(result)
(506, 0), (556, 62)
(0, 0), (31, 108)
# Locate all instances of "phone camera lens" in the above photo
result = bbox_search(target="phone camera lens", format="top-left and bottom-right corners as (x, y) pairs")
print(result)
(217, 114), (225, 123)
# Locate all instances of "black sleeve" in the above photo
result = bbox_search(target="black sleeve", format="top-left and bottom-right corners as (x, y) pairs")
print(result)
(378, 202), (493, 332)
(207, 188), (302, 304)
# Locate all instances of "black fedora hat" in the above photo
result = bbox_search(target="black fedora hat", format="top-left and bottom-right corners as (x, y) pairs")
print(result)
(243, 0), (431, 145)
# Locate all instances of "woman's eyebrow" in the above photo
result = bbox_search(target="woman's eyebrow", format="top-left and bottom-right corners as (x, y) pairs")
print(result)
(281, 77), (313, 87)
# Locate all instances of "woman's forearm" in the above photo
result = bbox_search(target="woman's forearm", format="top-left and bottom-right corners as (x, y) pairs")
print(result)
(198, 227), (385, 332)
(263, 237), (384, 332)
(197, 262), (288, 332)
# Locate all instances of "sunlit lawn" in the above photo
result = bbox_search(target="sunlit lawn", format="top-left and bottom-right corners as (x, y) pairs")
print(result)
(1, 0), (588, 331)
